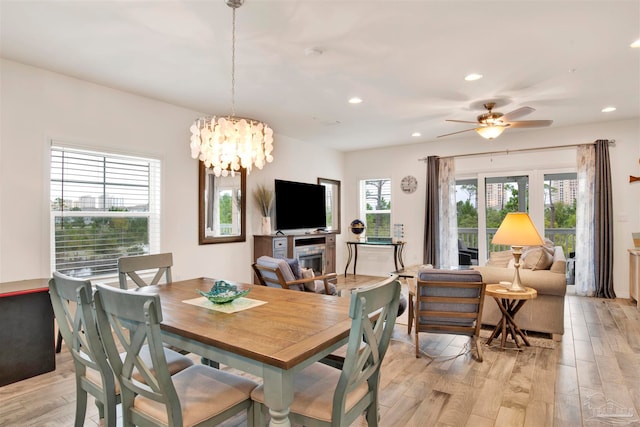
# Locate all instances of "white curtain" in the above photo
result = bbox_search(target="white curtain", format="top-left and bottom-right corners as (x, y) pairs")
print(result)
(576, 145), (595, 296)
(438, 157), (458, 268)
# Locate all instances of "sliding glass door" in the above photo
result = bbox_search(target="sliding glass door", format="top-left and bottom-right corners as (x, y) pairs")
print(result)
(485, 175), (529, 252)
(457, 169), (576, 265)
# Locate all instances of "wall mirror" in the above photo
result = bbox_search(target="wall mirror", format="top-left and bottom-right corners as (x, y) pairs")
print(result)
(317, 177), (341, 234)
(199, 163), (246, 244)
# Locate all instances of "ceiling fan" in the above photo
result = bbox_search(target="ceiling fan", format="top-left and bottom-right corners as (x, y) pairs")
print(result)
(437, 102), (553, 140)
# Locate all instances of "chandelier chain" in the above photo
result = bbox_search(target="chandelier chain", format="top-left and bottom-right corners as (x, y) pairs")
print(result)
(231, 7), (236, 117)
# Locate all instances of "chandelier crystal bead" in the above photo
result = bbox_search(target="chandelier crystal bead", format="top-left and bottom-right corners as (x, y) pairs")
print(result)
(189, 0), (274, 177)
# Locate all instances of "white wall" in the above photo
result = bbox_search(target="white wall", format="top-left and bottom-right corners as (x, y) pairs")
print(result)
(344, 118), (640, 298)
(0, 59), (343, 284)
(2, 58), (637, 298)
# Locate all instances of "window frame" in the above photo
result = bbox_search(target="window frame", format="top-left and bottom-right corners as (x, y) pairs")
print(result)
(49, 143), (161, 279)
(359, 177), (392, 239)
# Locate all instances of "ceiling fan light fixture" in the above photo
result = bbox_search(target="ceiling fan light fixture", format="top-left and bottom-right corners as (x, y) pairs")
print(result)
(476, 125), (506, 140)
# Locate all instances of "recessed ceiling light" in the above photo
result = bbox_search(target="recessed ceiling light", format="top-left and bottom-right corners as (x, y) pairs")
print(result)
(464, 73), (483, 81)
(630, 39), (640, 48)
(601, 106), (616, 113)
(411, 132), (421, 137)
(348, 97), (363, 104)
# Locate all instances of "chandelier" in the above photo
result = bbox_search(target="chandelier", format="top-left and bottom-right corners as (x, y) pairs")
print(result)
(189, 0), (274, 177)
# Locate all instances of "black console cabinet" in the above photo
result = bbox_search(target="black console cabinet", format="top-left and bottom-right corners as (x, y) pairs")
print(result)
(0, 278), (55, 386)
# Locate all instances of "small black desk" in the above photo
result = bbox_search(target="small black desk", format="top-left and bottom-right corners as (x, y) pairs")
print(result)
(344, 240), (405, 276)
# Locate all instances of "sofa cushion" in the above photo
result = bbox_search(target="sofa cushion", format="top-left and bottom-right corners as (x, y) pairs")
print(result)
(521, 246), (554, 270)
(549, 246), (567, 274)
(486, 250), (513, 267)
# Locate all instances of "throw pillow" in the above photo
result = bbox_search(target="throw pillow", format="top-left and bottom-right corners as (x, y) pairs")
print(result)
(300, 267), (314, 279)
(284, 258), (302, 279)
(300, 268), (337, 294)
(521, 246), (554, 270)
(487, 250), (513, 267)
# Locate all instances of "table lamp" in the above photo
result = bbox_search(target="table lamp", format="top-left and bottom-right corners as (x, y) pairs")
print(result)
(491, 212), (544, 292)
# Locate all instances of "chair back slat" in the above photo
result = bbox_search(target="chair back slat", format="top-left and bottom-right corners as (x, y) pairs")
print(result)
(118, 253), (173, 289)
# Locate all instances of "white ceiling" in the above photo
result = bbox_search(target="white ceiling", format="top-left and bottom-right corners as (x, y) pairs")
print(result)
(1, 0), (639, 152)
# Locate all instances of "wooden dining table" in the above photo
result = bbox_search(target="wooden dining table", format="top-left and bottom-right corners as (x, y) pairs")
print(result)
(138, 277), (353, 427)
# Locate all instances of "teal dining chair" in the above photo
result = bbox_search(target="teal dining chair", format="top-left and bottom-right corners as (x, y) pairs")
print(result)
(50, 272), (195, 427)
(49, 272), (119, 427)
(93, 284), (259, 427)
(251, 275), (401, 427)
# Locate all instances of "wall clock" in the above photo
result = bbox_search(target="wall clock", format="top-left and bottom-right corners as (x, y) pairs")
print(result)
(400, 175), (417, 194)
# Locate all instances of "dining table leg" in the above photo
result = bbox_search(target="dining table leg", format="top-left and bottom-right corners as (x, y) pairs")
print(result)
(263, 366), (294, 427)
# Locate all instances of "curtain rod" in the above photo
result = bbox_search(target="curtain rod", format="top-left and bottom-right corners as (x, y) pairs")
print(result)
(417, 139), (616, 162)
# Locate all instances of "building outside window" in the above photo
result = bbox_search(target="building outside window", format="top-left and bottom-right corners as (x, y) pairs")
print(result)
(50, 144), (160, 278)
(359, 178), (391, 238)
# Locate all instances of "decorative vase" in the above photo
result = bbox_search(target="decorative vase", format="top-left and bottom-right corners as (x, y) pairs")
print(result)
(261, 216), (272, 235)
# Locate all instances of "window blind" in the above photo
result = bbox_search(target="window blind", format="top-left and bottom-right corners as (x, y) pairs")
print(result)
(50, 144), (160, 278)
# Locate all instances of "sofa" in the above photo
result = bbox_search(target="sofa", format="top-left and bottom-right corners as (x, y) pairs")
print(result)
(472, 245), (567, 340)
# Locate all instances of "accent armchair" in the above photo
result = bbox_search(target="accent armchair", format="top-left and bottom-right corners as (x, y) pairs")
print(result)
(409, 268), (486, 361)
(252, 255), (337, 295)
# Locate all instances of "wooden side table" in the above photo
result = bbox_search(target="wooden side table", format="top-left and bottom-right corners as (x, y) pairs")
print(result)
(485, 284), (537, 350)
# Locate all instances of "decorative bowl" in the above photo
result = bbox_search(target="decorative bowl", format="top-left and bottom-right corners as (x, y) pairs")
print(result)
(198, 280), (250, 304)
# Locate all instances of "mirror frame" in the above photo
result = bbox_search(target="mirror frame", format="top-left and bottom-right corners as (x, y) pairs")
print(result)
(317, 177), (341, 234)
(198, 163), (246, 244)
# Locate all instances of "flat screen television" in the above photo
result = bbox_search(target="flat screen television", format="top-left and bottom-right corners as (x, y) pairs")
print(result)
(274, 179), (326, 231)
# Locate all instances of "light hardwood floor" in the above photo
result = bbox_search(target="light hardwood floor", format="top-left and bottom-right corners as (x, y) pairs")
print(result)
(1, 275), (639, 427)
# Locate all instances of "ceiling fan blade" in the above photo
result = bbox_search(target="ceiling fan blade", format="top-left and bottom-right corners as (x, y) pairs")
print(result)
(445, 119), (479, 124)
(501, 106), (535, 122)
(508, 120), (553, 128)
(437, 128), (477, 138)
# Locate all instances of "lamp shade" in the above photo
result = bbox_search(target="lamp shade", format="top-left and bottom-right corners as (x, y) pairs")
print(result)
(492, 212), (544, 246)
(476, 125), (506, 140)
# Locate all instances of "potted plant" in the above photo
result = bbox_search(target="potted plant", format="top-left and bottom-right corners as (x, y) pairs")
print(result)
(253, 184), (274, 235)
